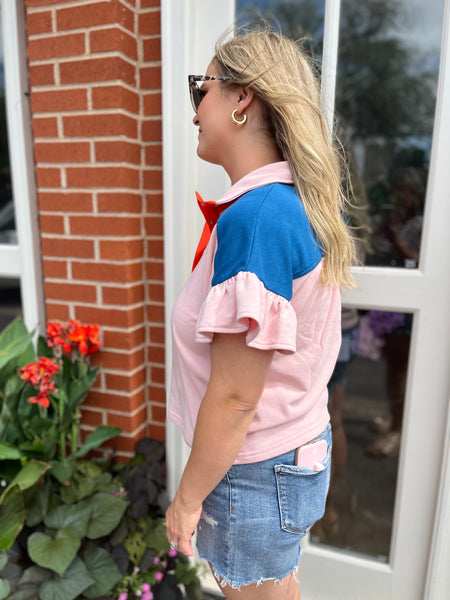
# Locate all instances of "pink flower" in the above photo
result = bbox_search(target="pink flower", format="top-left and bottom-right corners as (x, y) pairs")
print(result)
(168, 548), (178, 558)
(142, 593), (153, 600)
(154, 571), (164, 582)
(118, 593), (128, 600)
(152, 557), (160, 565)
(141, 583), (151, 592)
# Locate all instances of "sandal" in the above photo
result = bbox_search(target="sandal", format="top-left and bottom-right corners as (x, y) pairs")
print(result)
(367, 431), (401, 458)
(370, 415), (392, 434)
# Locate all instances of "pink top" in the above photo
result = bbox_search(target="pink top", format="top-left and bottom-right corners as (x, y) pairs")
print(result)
(169, 162), (341, 464)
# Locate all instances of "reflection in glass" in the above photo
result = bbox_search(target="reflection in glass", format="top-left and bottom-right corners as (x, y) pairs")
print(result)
(0, 9), (16, 245)
(311, 308), (412, 559)
(336, 0), (444, 268)
(0, 278), (22, 330)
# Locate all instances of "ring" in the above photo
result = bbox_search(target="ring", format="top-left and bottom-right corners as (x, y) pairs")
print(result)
(169, 541), (179, 550)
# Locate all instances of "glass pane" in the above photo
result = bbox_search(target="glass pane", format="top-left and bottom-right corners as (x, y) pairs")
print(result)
(311, 308), (413, 560)
(236, 0), (326, 61)
(0, 8), (16, 245)
(336, 0), (445, 268)
(0, 278), (22, 330)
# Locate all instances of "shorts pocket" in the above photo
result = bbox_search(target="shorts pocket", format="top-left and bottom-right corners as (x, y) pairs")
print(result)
(274, 444), (331, 535)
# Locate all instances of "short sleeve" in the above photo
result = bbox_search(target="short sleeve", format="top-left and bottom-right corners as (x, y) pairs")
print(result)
(196, 271), (297, 353)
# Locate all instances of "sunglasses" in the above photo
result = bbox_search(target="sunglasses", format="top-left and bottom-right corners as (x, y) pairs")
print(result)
(188, 75), (233, 113)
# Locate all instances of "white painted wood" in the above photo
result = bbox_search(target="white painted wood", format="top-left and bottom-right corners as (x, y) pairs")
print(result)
(321, 0), (341, 136)
(0, 244), (20, 277)
(0, 0), (44, 332)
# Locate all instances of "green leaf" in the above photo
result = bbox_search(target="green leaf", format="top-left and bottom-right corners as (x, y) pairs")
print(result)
(28, 527), (81, 577)
(144, 519), (170, 552)
(85, 492), (128, 539)
(24, 481), (51, 527)
(0, 551), (7, 570)
(0, 442), (22, 460)
(74, 426), (121, 458)
(38, 557), (94, 600)
(82, 546), (122, 598)
(123, 530), (147, 565)
(0, 317), (34, 371)
(12, 565), (50, 600)
(0, 484), (24, 551)
(50, 458), (75, 485)
(44, 502), (91, 539)
(7, 459), (50, 492)
(0, 578), (10, 600)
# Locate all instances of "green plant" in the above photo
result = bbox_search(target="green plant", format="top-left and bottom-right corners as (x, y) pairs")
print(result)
(0, 319), (202, 599)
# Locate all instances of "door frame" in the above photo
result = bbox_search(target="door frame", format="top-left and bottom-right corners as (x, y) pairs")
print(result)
(162, 1), (450, 597)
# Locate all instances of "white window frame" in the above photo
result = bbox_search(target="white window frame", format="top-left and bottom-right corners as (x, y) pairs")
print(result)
(162, 1), (450, 597)
(0, 0), (44, 332)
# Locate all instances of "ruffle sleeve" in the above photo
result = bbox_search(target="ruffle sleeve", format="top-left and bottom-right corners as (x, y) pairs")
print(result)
(195, 271), (297, 354)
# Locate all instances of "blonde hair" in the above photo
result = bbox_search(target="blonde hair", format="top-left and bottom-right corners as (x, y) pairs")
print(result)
(214, 28), (357, 288)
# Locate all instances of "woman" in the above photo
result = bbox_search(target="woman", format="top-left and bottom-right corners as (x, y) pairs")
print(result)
(166, 28), (356, 599)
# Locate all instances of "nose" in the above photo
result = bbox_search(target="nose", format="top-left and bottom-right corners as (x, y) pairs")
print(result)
(193, 114), (200, 126)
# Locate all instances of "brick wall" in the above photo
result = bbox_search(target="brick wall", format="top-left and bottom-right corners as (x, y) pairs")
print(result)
(25, 0), (165, 457)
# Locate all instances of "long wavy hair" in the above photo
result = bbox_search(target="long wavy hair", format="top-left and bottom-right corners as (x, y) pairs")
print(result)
(214, 28), (357, 288)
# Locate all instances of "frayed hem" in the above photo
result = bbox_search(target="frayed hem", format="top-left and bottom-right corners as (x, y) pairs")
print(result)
(207, 561), (299, 590)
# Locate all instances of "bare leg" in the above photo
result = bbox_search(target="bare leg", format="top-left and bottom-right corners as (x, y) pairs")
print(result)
(209, 565), (301, 600)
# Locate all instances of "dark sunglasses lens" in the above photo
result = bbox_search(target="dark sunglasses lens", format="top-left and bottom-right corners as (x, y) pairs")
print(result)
(189, 82), (203, 112)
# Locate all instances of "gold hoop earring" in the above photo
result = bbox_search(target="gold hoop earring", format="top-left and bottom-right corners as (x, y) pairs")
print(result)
(231, 109), (247, 126)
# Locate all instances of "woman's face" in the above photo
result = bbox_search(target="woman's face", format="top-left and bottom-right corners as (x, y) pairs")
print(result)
(193, 60), (237, 166)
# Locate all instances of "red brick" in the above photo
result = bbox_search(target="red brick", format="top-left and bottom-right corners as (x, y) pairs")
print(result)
(71, 261), (142, 283)
(95, 141), (141, 164)
(140, 66), (161, 89)
(92, 85), (139, 112)
(39, 214), (65, 234)
(149, 326), (164, 344)
(94, 347), (145, 370)
(148, 283), (164, 303)
(45, 281), (97, 303)
(144, 216), (163, 236)
(27, 0), (72, 5)
(105, 367), (146, 392)
(145, 145), (162, 166)
(33, 117), (58, 138)
(103, 326), (145, 350)
(28, 33), (85, 61)
(57, 0), (134, 32)
(35, 142), (90, 163)
(90, 27), (137, 60)
(63, 113), (137, 138)
(151, 366), (165, 385)
(143, 92), (161, 116)
(148, 425), (165, 442)
(141, 0), (160, 7)
(143, 169), (162, 190)
(70, 215), (141, 236)
(99, 240), (144, 261)
(107, 405), (147, 432)
(26, 11), (52, 35)
(148, 344), (164, 363)
(36, 168), (61, 187)
(75, 305), (144, 328)
(146, 240), (164, 259)
(85, 389), (145, 412)
(148, 385), (166, 403)
(39, 192), (93, 213)
(46, 302), (70, 321)
(147, 304), (164, 323)
(102, 434), (143, 454)
(80, 409), (104, 428)
(145, 260), (163, 280)
(151, 404), (166, 422)
(97, 193), (141, 213)
(31, 89), (88, 113)
(145, 194), (163, 213)
(66, 167), (139, 189)
(102, 283), (145, 305)
(41, 238), (95, 259)
(42, 259), (68, 279)
(139, 11), (160, 35)
(60, 56), (135, 86)
(29, 64), (55, 87)
(141, 120), (161, 141)
(143, 37), (161, 61)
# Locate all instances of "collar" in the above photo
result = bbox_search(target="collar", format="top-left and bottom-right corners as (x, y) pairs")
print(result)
(192, 161), (293, 270)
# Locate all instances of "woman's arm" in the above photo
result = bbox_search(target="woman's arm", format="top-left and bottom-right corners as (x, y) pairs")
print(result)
(165, 331), (274, 555)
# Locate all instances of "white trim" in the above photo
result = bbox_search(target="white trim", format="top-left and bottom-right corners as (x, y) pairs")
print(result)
(0, 244), (20, 277)
(321, 0), (341, 136)
(1, 0), (44, 332)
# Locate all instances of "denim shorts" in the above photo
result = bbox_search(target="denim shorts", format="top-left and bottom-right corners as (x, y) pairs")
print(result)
(196, 424), (332, 588)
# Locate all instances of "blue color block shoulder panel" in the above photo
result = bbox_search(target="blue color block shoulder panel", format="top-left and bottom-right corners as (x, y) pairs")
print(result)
(212, 183), (323, 301)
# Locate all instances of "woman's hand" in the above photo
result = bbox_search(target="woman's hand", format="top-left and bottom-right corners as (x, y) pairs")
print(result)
(165, 494), (203, 556)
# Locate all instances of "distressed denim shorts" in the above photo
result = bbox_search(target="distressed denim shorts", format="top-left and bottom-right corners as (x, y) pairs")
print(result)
(196, 424), (332, 588)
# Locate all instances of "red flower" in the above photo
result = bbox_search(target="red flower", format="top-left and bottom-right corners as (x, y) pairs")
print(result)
(67, 323), (102, 356)
(19, 357), (59, 407)
(46, 321), (72, 353)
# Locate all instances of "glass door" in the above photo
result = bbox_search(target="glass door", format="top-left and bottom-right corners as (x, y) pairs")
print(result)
(163, 1), (450, 597)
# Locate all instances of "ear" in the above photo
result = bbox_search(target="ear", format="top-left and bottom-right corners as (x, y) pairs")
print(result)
(235, 87), (255, 113)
